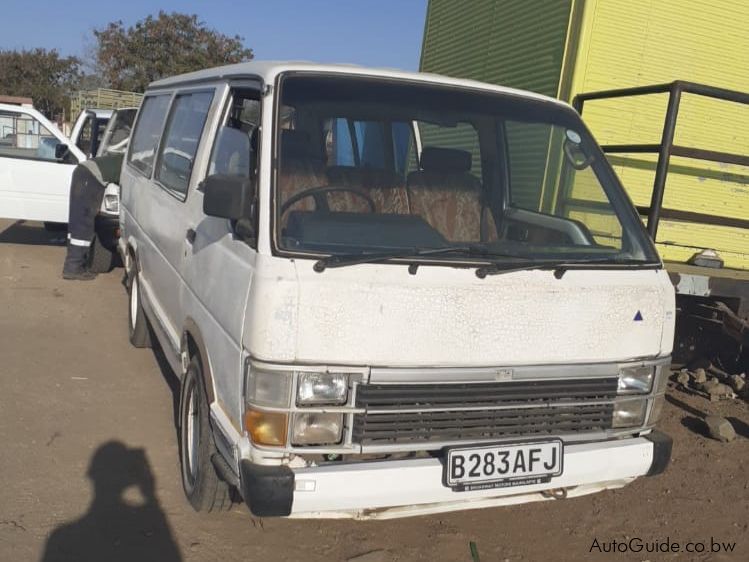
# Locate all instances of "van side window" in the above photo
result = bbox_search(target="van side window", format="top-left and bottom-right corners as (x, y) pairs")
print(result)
(128, 94), (171, 177)
(156, 91), (214, 197)
(417, 120), (482, 178)
(208, 92), (260, 179)
(322, 118), (387, 169)
(206, 90), (260, 247)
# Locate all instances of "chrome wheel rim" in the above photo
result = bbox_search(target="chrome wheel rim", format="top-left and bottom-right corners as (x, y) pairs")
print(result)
(186, 381), (199, 481)
(130, 275), (138, 330)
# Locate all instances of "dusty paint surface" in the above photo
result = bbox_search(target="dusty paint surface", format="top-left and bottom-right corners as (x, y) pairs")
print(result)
(245, 260), (675, 366)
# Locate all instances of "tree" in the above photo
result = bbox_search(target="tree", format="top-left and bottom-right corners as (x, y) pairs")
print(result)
(93, 12), (254, 92)
(0, 49), (81, 118)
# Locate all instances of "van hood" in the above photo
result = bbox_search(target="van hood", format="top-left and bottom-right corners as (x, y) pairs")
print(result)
(245, 258), (675, 367)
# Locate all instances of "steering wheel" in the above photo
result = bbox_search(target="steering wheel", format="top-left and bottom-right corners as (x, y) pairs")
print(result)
(281, 186), (376, 215)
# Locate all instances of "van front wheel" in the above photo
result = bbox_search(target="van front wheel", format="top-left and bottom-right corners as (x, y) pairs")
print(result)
(179, 356), (231, 512)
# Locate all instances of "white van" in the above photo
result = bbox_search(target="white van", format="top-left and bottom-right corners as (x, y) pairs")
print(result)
(119, 61), (675, 519)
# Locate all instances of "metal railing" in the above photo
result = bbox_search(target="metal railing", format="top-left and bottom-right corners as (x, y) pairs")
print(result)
(573, 81), (749, 239)
(70, 88), (144, 119)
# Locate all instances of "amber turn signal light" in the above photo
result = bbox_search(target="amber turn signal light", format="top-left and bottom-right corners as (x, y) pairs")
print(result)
(244, 408), (288, 446)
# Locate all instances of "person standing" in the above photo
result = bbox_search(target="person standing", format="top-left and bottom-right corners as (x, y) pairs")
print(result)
(61, 152), (124, 280)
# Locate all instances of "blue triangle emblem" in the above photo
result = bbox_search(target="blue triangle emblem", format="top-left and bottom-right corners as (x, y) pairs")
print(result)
(634, 311), (643, 321)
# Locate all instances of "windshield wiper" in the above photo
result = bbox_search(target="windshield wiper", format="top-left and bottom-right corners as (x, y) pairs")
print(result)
(474, 257), (655, 279)
(312, 245), (526, 273)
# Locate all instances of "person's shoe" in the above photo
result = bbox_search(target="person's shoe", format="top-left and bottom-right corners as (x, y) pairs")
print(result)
(62, 268), (98, 281)
(62, 244), (97, 280)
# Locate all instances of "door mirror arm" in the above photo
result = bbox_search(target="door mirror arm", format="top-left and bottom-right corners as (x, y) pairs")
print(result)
(233, 216), (257, 246)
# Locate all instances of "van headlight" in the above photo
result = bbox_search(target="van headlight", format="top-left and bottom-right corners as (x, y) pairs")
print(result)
(244, 362), (357, 447)
(296, 372), (349, 405)
(618, 365), (654, 394)
(291, 413), (343, 445)
(612, 398), (647, 428)
(244, 365), (291, 446)
(103, 194), (119, 213)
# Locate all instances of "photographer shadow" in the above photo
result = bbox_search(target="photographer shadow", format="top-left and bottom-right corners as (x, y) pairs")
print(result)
(40, 441), (182, 562)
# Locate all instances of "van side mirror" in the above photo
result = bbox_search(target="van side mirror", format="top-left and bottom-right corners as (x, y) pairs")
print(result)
(54, 143), (70, 160)
(202, 174), (255, 221)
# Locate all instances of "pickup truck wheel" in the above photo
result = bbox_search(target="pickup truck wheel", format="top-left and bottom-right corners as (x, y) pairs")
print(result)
(128, 270), (151, 348)
(88, 234), (115, 273)
(179, 356), (231, 512)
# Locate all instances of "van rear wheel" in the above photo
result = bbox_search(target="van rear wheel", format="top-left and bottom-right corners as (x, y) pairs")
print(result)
(128, 269), (151, 348)
(179, 356), (232, 512)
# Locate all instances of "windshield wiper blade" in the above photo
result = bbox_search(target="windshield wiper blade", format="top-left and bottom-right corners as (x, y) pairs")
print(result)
(475, 257), (653, 279)
(313, 245), (510, 272)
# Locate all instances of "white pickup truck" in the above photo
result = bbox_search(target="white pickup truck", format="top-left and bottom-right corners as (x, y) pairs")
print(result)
(0, 104), (136, 271)
(0, 103), (85, 224)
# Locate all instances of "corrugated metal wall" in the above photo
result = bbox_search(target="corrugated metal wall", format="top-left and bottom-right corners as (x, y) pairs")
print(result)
(571, 0), (749, 269)
(420, 0), (573, 209)
(421, 0), (572, 96)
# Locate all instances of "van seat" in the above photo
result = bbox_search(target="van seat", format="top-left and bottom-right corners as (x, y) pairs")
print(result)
(278, 131), (380, 218)
(407, 147), (495, 242)
(326, 166), (409, 214)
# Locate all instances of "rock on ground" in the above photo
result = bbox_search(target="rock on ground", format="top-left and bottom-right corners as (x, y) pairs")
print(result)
(693, 368), (707, 384)
(706, 383), (735, 401)
(729, 374), (745, 393)
(704, 415), (736, 442)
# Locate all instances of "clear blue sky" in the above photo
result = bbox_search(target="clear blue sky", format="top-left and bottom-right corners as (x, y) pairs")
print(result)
(1, 0), (428, 70)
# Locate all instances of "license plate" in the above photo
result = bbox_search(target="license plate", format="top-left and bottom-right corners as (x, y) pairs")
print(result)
(445, 440), (563, 491)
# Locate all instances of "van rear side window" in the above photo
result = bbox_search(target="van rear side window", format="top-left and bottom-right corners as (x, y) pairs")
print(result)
(156, 91), (214, 197)
(128, 94), (171, 177)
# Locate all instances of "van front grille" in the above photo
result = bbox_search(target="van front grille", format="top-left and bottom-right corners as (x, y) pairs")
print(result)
(352, 378), (618, 445)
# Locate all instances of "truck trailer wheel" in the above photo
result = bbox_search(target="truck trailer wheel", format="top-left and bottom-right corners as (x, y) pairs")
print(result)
(179, 355), (232, 512)
(127, 269), (151, 348)
(88, 234), (115, 273)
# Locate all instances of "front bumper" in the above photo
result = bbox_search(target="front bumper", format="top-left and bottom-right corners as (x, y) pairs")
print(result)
(241, 431), (672, 519)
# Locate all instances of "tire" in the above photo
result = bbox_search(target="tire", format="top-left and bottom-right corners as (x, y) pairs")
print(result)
(127, 269), (151, 348)
(88, 234), (115, 273)
(179, 355), (232, 512)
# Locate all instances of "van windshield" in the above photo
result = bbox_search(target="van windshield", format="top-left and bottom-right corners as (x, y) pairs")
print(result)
(274, 74), (659, 266)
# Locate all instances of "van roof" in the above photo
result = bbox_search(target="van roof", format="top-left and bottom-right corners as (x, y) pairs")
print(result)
(148, 60), (567, 108)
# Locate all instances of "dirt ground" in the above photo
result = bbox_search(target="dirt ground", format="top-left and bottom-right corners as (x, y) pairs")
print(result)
(0, 218), (747, 562)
